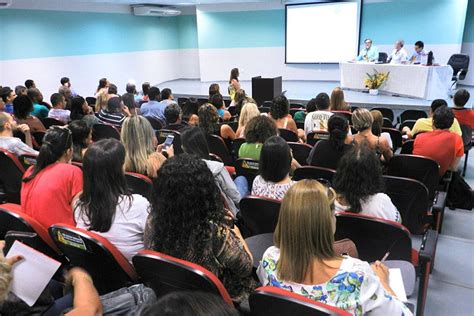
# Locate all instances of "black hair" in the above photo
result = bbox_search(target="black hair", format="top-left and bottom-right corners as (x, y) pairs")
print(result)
(147, 154), (225, 258)
(60, 77), (70, 85)
(77, 139), (131, 232)
(182, 98), (199, 121)
(161, 88), (172, 100)
(107, 96), (123, 113)
(108, 84), (118, 95)
(70, 96), (87, 120)
(306, 98), (317, 113)
(433, 106), (454, 130)
(142, 82), (150, 96)
(259, 136), (292, 182)
(13, 95), (33, 119)
(181, 127), (210, 159)
(164, 103), (181, 124)
(23, 126), (73, 182)
(0, 87), (13, 103)
(97, 78), (107, 91)
(15, 85), (26, 96)
(140, 291), (238, 316)
(229, 68), (239, 83)
(69, 120), (91, 162)
(245, 115), (278, 143)
(126, 83), (136, 94)
(50, 93), (64, 107)
(148, 87), (161, 101)
(198, 104), (220, 135)
(333, 145), (384, 213)
(328, 115), (349, 150)
(415, 41), (424, 49)
(27, 88), (42, 103)
(122, 93), (136, 109)
(210, 93), (224, 109)
(454, 89), (470, 107)
(24, 79), (35, 89)
(209, 83), (220, 98)
(430, 99), (448, 113)
(270, 95), (290, 119)
(315, 93), (330, 110)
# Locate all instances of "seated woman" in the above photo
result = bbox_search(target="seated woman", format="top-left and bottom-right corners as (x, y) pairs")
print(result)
(238, 115), (278, 161)
(144, 154), (255, 303)
(70, 96), (99, 128)
(21, 126), (83, 228)
(232, 89), (254, 116)
(269, 95), (303, 139)
(121, 115), (166, 178)
(236, 102), (260, 139)
(13, 95), (46, 133)
(181, 127), (241, 216)
(333, 145), (401, 222)
(74, 139), (150, 263)
(198, 103), (235, 141)
(69, 120), (92, 163)
(209, 83), (221, 99)
(257, 180), (412, 315)
(307, 115), (353, 169)
(210, 93), (231, 121)
(370, 110), (393, 149)
(252, 136), (298, 200)
(352, 108), (392, 162)
(330, 87), (350, 111)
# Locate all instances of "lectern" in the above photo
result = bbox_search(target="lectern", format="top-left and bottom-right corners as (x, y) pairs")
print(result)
(251, 76), (282, 106)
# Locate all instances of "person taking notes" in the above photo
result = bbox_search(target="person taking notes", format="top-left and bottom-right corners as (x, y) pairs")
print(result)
(387, 40), (408, 64)
(355, 38), (379, 62)
(410, 41), (428, 64)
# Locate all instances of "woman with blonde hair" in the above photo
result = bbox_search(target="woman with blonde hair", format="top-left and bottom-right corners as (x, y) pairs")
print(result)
(370, 110), (393, 149)
(95, 92), (108, 112)
(121, 115), (166, 178)
(257, 180), (412, 315)
(236, 102), (260, 138)
(330, 87), (350, 111)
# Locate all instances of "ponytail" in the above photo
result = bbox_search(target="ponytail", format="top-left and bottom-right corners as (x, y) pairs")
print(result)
(328, 115), (349, 151)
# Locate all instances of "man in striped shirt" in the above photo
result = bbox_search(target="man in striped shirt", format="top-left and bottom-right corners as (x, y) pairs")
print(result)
(97, 96), (131, 128)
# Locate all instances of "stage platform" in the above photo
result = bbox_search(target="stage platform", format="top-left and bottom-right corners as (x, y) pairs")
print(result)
(157, 79), (474, 112)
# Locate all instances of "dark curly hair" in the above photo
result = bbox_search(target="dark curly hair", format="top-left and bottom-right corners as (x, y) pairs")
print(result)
(198, 103), (220, 135)
(147, 154), (226, 259)
(333, 144), (384, 213)
(270, 94), (289, 119)
(244, 115), (278, 143)
(328, 115), (349, 151)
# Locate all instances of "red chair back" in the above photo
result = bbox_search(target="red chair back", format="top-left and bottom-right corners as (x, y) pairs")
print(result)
(278, 129), (299, 142)
(288, 142), (312, 166)
(306, 131), (329, 146)
(206, 134), (234, 166)
(292, 166), (336, 184)
(0, 148), (26, 204)
(125, 172), (153, 200)
(239, 196), (281, 237)
(92, 124), (121, 142)
(144, 116), (163, 131)
(40, 117), (65, 128)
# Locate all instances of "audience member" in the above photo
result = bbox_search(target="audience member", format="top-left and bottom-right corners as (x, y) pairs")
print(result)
(330, 87), (349, 111)
(209, 83), (220, 98)
(402, 99), (461, 138)
(452, 89), (473, 128)
(60, 77), (77, 97)
(232, 89), (253, 115)
(15, 85), (27, 97)
(307, 114), (353, 169)
(74, 139), (150, 262)
(370, 110), (393, 149)
(13, 95), (46, 133)
(144, 154), (255, 303)
(228, 68), (240, 102)
(304, 92), (333, 135)
(252, 136), (298, 200)
(352, 108), (392, 162)
(48, 93), (71, 123)
(24, 79), (36, 89)
(198, 103), (235, 141)
(121, 115), (166, 178)
(333, 145), (400, 222)
(160, 88), (176, 107)
(239, 115), (277, 160)
(211, 93), (231, 121)
(413, 106), (464, 175)
(270, 95), (301, 138)
(97, 96), (130, 128)
(108, 84), (118, 96)
(141, 82), (151, 102)
(164, 103), (187, 131)
(58, 85), (73, 109)
(70, 96), (98, 127)
(69, 120), (92, 162)
(0, 241), (23, 304)
(126, 82), (140, 102)
(236, 102), (260, 138)
(95, 91), (109, 112)
(182, 127), (241, 215)
(0, 87), (15, 114)
(95, 78), (109, 97)
(181, 97), (199, 126)
(293, 98), (316, 123)
(21, 126), (83, 228)
(0, 112), (38, 156)
(122, 92), (138, 116)
(257, 180), (411, 315)
(140, 87), (167, 123)
(27, 88), (49, 119)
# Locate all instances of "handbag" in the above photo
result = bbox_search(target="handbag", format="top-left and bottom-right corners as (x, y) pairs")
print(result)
(334, 238), (358, 258)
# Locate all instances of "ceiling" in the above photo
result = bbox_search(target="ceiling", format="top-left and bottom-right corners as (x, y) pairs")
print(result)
(65, 0), (282, 5)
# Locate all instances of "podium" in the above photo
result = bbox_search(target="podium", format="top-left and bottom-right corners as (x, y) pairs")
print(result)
(251, 76), (282, 106)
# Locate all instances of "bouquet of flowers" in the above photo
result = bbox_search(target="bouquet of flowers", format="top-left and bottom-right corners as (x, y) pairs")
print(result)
(364, 69), (390, 89)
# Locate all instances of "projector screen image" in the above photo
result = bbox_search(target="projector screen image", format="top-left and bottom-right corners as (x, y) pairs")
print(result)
(286, 1), (361, 63)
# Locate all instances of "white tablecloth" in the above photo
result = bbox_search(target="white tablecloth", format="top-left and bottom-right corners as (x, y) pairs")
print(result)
(340, 62), (453, 100)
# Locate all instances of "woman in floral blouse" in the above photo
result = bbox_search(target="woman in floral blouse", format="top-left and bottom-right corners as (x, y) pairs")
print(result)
(257, 180), (412, 315)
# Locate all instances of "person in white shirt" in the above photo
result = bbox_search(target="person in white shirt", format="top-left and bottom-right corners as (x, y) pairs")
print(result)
(387, 40), (408, 64)
(48, 93), (71, 124)
(74, 138), (150, 263)
(0, 112), (38, 156)
(410, 40), (428, 64)
(304, 93), (333, 136)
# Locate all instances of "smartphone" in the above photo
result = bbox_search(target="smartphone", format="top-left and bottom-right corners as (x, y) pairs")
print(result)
(163, 134), (174, 150)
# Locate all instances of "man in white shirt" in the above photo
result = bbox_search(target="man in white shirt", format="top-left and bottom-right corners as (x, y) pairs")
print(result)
(0, 112), (38, 156)
(48, 93), (71, 124)
(387, 40), (408, 64)
(304, 93), (333, 136)
(410, 41), (428, 64)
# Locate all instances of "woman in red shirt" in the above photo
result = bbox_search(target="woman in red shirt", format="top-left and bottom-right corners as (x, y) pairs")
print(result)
(21, 126), (83, 228)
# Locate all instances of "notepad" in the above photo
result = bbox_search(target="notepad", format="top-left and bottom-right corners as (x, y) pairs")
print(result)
(5, 241), (61, 306)
(389, 268), (408, 302)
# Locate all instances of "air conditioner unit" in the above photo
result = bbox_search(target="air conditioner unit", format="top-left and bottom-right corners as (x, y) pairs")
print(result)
(0, 0), (12, 9)
(132, 5), (181, 17)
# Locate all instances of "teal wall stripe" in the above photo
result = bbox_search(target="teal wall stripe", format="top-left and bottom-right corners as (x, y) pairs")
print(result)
(462, 0), (474, 43)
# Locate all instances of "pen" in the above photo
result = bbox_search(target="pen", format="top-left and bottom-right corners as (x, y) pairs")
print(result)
(381, 252), (390, 263)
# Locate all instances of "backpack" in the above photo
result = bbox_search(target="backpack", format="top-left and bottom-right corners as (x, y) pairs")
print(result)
(447, 171), (473, 210)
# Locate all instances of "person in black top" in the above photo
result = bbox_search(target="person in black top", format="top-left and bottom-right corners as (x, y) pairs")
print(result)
(164, 103), (188, 131)
(307, 114), (353, 170)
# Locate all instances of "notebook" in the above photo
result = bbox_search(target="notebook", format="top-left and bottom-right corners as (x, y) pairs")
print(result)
(389, 268), (408, 302)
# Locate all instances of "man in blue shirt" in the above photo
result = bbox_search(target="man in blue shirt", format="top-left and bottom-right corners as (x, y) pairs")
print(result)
(355, 39), (379, 62)
(410, 41), (428, 64)
(140, 86), (167, 123)
(0, 87), (16, 114)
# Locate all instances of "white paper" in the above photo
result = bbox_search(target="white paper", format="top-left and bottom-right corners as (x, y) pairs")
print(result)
(389, 268), (408, 302)
(5, 241), (61, 306)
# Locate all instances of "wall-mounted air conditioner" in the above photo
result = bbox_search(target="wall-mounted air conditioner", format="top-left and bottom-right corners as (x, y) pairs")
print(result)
(132, 5), (181, 17)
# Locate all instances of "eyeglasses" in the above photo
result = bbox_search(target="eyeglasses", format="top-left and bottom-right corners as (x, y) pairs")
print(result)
(315, 178), (336, 209)
(49, 125), (72, 151)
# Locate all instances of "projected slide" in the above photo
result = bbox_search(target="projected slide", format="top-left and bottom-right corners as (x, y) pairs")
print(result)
(286, 1), (360, 63)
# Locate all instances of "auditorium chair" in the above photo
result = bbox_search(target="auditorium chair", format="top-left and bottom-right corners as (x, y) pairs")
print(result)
(261, 101), (273, 107)
(382, 117), (393, 128)
(92, 124), (121, 142)
(292, 166), (336, 184)
(258, 106), (270, 114)
(288, 142), (312, 166)
(125, 172), (153, 200)
(40, 117), (65, 129)
(177, 97), (188, 106)
(400, 140), (414, 154)
(232, 138), (246, 159)
(235, 158), (259, 191)
(144, 116), (163, 131)
(239, 196), (281, 237)
(133, 250), (234, 306)
(371, 107), (394, 122)
(0, 148), (26, 204)
(306, 130), (329, 146)
(381, 127), (403, 151)
(206, 134), (234, 166)
(86, 97), (97, 106)
(334, 212), (438, 316)
(399, 110), (427, 124)
(331, 110), (352, 124)
(378, 52), (388, 63)
(156, 129), (183, 155)
(49, 224), (138, 295)
(197, 98), (209, 106)
(460, 124), (472, 177)
(290, 103), (304, 109)
(289, 108), (303, 118)
(249, 286), (351, 316)
(399, 119), (417, 132)
(447, 54), (469, 87)
(278, 128), (299, 142)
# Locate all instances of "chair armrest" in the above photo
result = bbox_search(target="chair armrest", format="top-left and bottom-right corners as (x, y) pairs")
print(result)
(432, 191), (447, 233)
(416, 229), (438, 316)
(419, 229), (438, 265)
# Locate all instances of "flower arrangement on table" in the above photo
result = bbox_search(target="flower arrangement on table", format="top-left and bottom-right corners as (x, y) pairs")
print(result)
(364, 69), (390, 90)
